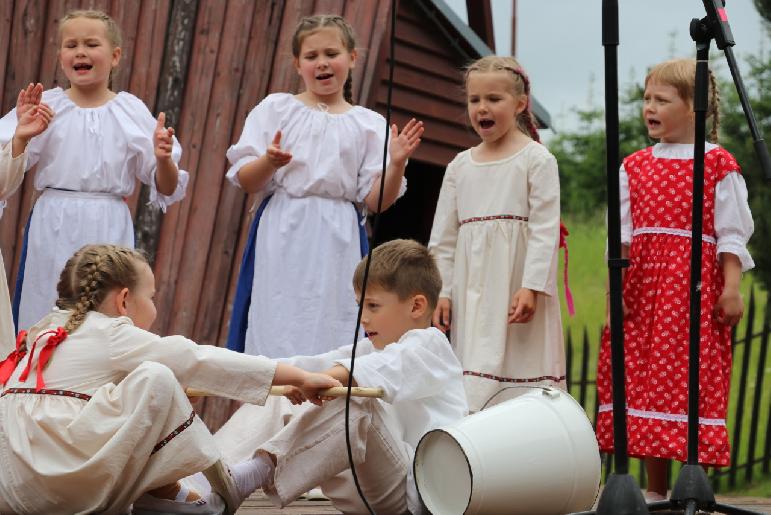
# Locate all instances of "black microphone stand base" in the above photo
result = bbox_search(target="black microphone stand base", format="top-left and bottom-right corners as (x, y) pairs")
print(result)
(596, 473), (649, 515)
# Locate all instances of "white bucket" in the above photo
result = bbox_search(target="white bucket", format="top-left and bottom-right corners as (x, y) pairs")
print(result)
(414, 387), (600, 515)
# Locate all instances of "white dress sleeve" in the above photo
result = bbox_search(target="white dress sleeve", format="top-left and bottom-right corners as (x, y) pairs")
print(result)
(619, 166), (632, 245)
(107, 318), (277, 405)
(715, 172), (754, 271)
(0, 142), (27, 203)
(226, 97), (276, 190)
(427, 159), (459, 298)
(114, 94), (189, 212)
(355, 109), (405, 203)
(333, 329), (460, 404)
(521, 148), (560, 294)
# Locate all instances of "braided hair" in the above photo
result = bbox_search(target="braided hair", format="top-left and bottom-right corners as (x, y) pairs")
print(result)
(291, 15), (357, 105)
(464, 55), (541, 142)
(58, 10), (123, 91)
(56, 244), (148, 333)
(645, 58), (720, 143)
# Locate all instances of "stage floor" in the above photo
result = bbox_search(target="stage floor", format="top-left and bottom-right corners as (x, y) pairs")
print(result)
(235, 492), (771, 514)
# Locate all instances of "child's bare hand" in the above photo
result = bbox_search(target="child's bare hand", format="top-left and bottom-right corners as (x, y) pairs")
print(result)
(283, 385), (306, 405)
(389, 118), (424, 166)
(14, 83), (53, 142)
(154, 112), (175, 161)
(267, 130), (292, 169)
(715, 288), (743, 326)
(300, 372), (342, 406)
(433, 297), (452, 332)
(508, 288), (536, 324)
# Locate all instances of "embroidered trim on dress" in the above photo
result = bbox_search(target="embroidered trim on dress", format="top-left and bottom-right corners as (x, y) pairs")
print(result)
(151, 410), (196, 455)
(460, 214), (528, 226)
(632, 227), (717, 245)
(0, 387), (91, 401)
(464, 370), (566, 383)
(598, 404), (725, 426)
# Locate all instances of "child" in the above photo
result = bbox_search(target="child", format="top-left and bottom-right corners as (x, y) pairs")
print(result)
(0, 84), (53, 354)
(428, 55), (565, 413)
(595, 58), (754, 500)
(0, 244), (341, 514)
(226, 14), (423, 359)
(0, 9), (189, 332)
(210, 239), (467, 514)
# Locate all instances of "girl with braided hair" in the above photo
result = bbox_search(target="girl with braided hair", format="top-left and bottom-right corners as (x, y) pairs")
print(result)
(225, 14), (423, 359)
(428, 55), (566, 412)
(0, 244), (341, 514)
(595, 58), (754, 499)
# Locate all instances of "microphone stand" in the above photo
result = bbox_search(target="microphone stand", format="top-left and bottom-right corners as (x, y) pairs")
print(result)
(574, 2), (769, 514)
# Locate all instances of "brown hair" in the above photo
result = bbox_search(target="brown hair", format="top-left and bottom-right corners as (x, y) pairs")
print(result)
(353, 239), (441, 310)
(645, 58), (720, 143)
(56, 244), (148, 333)
(58, 10), (123, 90)
(291, 14), (356, 104)
(464, 55), (541, 142)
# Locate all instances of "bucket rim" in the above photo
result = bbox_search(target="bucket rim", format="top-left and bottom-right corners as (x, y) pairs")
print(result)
(414, 428), (473, 515)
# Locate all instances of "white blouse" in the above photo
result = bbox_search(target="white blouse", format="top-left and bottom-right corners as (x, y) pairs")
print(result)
(0, 88), (189, 211)
(226, 93), (404, 203)
(0, 142), (26, 218)
(619, 142), (754, 271)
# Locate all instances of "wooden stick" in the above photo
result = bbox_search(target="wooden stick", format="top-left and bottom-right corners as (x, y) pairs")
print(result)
(186, 386), (385, 399)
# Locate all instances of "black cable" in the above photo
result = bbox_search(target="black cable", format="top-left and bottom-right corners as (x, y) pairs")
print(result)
(344, 1), (397, 513)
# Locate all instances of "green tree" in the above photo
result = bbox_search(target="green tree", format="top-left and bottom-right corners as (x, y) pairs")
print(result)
(550, 84), (649, 219)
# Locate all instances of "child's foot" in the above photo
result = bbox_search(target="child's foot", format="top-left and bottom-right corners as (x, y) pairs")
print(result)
(644, 490), (667, 502)
(305, 487), (328, 500)
(230, 452), (275, 498)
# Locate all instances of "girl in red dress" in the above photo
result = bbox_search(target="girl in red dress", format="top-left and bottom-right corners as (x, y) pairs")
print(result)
(595, 58), (754, 500)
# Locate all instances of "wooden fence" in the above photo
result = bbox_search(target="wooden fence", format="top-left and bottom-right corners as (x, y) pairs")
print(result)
(566, 287), (771, 492)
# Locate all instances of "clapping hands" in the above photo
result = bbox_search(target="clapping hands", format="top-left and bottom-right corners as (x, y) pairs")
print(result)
(389, 118), (424, 166)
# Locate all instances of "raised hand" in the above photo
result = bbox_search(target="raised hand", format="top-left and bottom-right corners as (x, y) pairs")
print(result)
(14, 83), (54, 143)
(266, 130), (292, 169)
(153, 112), (175, 161)
(389, 118), (424, 166)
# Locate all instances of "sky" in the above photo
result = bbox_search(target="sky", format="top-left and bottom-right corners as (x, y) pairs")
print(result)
(445, 0), (769, 136)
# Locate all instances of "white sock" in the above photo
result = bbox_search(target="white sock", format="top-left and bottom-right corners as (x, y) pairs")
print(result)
(230, 454), (274, 500)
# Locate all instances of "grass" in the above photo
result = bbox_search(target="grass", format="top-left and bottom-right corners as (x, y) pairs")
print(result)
(555, 215), (771, 496)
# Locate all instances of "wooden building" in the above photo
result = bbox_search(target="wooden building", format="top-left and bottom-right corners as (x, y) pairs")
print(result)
(0, 0), (551, 429)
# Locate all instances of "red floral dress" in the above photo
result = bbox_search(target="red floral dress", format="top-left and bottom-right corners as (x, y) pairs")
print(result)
(596, 145), (740, 466)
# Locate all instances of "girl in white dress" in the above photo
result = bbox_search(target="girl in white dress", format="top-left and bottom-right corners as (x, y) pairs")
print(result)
(429, 56), (566, 412)
(0, 244), (341, 514)
(0, 10), (189, 332)
(226, 14), (423, 358)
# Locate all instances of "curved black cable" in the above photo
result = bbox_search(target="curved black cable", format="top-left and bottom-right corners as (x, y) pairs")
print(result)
(344, 1), (397, 514)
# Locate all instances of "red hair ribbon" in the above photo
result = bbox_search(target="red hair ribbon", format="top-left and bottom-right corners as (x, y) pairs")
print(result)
(18, 327), (68, 392)
(559, 221), (575, 316)
(0, 331), (28, 386)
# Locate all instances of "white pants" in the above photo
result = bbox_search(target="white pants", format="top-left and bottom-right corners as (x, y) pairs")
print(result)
(214, 397), (411, 515)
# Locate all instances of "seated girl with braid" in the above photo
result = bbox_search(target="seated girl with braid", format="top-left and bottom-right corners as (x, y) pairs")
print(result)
(0, 243), (340, 515)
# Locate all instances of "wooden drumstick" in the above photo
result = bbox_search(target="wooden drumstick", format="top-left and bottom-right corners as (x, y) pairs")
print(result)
(186, 386), (385, 399)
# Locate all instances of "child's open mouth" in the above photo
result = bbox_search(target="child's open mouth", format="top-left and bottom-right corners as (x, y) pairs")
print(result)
(74, 63), (93, 72)
(647, 118), (661, 129)
(479, 119), (495, 129)
(316, 73), (334, 81)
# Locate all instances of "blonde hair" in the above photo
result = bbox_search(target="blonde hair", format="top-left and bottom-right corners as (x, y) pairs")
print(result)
(464, 55), (541, 142)
(56, 244), (148, 333)
(291, 15), (357, 104)
(58, 10), (123, 89)
(353, 239), (442, 310)
(645, 58), (720, 143)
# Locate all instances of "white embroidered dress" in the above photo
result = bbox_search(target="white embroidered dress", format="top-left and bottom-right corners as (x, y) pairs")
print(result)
(0, 88), (189, 331)
(0, 309), (276, 514)
(227, 93), (404, 358)
(429, 142), (566, 412)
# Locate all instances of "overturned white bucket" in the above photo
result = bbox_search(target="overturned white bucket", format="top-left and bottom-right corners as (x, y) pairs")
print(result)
(414, 387), (600, 515)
